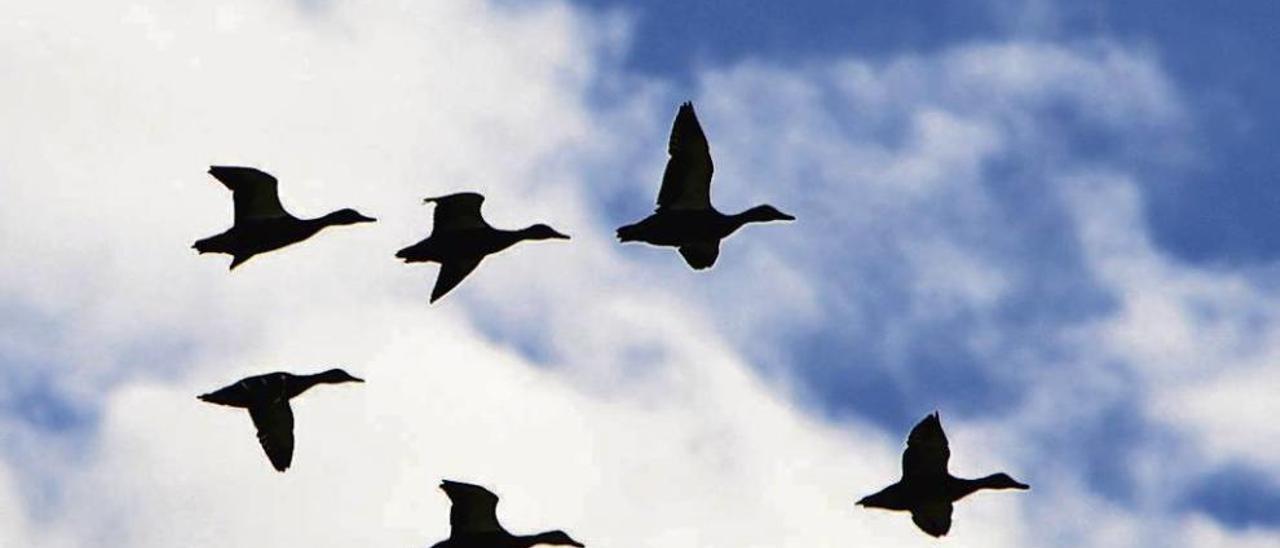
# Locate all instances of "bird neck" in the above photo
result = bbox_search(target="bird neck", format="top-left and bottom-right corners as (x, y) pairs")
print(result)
(947, 474), (1008, 502)
(724, 208), (767, 235)
(283, 374), (323, 399)
(732, 207), (768, 226)
(513, 226), (543, 240)
(501, 225), (558, 248)
(483, 229), (526, 252)
(297, 215), (340, 237)
(285, 371), (342, 399)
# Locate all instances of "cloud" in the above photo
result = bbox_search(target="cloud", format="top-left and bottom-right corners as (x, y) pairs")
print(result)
(0, 1), (921, 546)
(1, 0), (1278, 547)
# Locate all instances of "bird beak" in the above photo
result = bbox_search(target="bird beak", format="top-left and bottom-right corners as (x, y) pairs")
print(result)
(356, 214), (377, 223)
(350, 376), (366, 383)
(551, 230), (571, 240)
(779, 212), (797, 221)
(1014, 481), (1030, 490)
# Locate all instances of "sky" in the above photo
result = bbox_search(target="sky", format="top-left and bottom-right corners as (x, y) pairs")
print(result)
(1, 0), (1278, 546)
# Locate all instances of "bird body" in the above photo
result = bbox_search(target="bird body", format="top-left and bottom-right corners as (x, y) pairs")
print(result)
(428, 480), (584, 548)
(616, 102), (793, 269)
(198, 368), (364, 472)
(193, 166), (375, 269)
(857, 412), (1028, 537)
(429, 531), (582, 548)
(616, 205), (792, 246)
(396, 227), (537, 264)
(396, 192), (568, 303)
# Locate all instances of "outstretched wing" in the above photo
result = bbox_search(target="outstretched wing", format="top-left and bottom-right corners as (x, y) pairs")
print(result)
(248, 399), (295, 472)
(678, 240), (720, 270)
(425, 192), (489, 232)
(440, 480), (507, 536)
(431, 257), (483, 303)
(911, 501), (953, 537)
(656, 102), (714, 211)
(902, 412), (949, 480)
(208, 166), (291, 223)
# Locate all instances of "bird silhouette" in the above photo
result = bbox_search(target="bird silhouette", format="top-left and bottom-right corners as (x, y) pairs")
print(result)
(429, 480), (585, 548)
(857, 412), (1029, 537)
(198, 369), (364, 472)
(193, 166), (376, 269)
(395, 192), (569, 303)
(616, 102), (794, 269)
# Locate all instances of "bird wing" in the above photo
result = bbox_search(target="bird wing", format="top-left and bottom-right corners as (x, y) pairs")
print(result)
(678, 240), (720, 270)
(426, 192), (489, 232)
(910, 501), (953, 537)
(208, 166), (291, 223)
(431, 257), (483, 303)
(440, 480), (507, 536)
(248, 399), (295, 472)
(656, 102), (714, 211)
(902, 412), (950, 480)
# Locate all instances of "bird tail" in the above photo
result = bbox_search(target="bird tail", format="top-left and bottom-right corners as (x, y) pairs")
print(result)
(192, 237), (213, 254)
(196, 393), (224, 406)
(394, 246), (420, 262)
(396, 240), (434, 262)
(197, 389), (246, 407)
(193, 232), (233, 255)
(615, 223), (640, 242)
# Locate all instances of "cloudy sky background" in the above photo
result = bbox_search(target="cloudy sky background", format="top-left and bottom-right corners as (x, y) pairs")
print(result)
(2, 0), (1278, 546)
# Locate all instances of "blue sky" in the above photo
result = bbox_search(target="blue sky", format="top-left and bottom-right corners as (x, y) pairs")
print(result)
(1, 0), (1279, 546)
(584, 0), (1280, 264)
(540, 0), (1280, 538)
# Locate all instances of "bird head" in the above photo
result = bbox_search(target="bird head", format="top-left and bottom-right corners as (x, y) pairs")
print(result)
(324, 208), (377, 225)
(521, 224), (571, 241)
(743, 204), (795, 223)
(982, 472), (1029, 490)
(318, 368), (365, 384)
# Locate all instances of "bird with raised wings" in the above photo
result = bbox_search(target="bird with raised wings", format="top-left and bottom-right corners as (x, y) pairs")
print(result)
(198, 368), (364, 472)
(616, 102), (794, 269)
(429, 480), (585, 548)
(395, 192), (569, 303)
(193, 166), (376, 269)
(857, 412), (1029, 537)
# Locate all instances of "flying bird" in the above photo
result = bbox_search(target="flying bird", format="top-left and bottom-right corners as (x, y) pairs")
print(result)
(193, 166), (376, 269)
(857, 412), (1029, 537)
(616, 101), (794, 269)
(429, 480), (585, 548)
(198, 368), (364, 472)
(395, 192), (569, 303)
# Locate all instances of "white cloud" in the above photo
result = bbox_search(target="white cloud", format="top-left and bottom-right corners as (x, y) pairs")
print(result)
(1062, 173), (1280, 473)
(0, 1), (924, 546)
(1, 0), (1277, 547)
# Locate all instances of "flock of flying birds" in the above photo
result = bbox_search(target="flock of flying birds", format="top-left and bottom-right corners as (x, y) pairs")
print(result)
(193, 102), (1027, 544)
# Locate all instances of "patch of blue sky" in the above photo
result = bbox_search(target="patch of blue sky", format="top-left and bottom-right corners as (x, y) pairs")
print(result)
(471, 0), (1280, 534)
(575, 0), (1280, 267)
(2, 0), (1274, 542)
(0, 364), (91, 434)
(1184, 464), (1280, 528)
